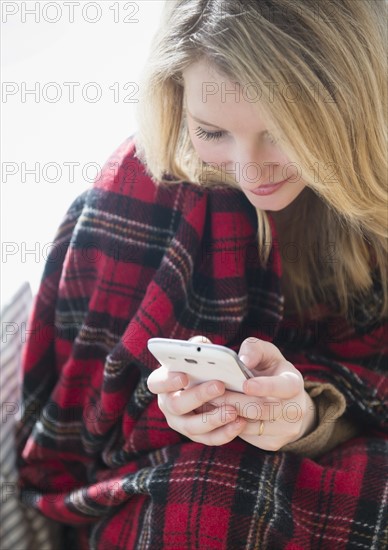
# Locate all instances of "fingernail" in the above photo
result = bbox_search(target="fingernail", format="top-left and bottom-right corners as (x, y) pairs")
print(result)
(173, 375), (184, 387)
(239, 355), (251, 366)
(207, 383), (221, 396)
(246, 380), (261, 392)
(189, 335), (211, 343)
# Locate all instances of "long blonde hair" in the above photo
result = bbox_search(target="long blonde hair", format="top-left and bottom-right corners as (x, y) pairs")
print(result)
(134, 0), (388, 325)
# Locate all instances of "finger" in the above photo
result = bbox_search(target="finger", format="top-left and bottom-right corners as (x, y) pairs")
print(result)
(147, 336), (212, 395)
(173, 404), (240, 436)
(147, 366), (189, 394)
(239, 419), (303, 450)
(159, 380), (225, 416)
(208, 392), (283, 421)
(197, 417), (248, 446)
(238, 337), (284, 372)
(181, 413), (248, 446)
(188, 335), (213, 344)
(239, 419), (275, 437)
(243, 370), (303, 399)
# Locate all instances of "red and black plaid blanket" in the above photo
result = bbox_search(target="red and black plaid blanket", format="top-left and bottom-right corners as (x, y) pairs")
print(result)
(16, 136), (387, 549)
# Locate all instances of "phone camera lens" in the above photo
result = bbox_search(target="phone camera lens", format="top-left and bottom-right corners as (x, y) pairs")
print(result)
(197, 347), (201, 352)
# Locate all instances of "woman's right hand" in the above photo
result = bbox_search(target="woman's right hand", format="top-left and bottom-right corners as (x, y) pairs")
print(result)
(146, 336), (248, 446)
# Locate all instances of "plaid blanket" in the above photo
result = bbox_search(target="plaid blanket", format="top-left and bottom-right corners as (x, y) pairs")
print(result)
(16, 135), (387, 549)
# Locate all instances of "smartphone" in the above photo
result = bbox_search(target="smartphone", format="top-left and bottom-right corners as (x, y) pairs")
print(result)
(147, 337), (254, 392)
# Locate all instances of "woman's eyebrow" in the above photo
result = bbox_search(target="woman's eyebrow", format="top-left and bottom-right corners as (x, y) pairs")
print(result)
(187, 110), (223, 128)
(187, 109), (268, 135)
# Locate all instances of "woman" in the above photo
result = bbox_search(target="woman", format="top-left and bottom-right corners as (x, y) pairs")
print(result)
(16, 1), (387, 548)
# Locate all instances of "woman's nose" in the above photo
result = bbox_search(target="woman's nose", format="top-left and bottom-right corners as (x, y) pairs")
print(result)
(230, 145), (279, 186)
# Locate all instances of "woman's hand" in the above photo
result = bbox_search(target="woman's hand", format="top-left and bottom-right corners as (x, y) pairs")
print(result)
(146, 336), (248, 446)
(219, 337), (318, 451)
(147, 335), (317, 450)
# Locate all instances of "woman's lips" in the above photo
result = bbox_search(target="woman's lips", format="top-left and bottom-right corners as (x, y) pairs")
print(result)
(249, 176), (291, 196)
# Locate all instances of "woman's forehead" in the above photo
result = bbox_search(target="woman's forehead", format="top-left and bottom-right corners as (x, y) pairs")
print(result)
(183, 64), (274, 131)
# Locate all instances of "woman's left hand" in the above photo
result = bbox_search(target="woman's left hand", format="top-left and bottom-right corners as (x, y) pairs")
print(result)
(196, 336), (318, 451)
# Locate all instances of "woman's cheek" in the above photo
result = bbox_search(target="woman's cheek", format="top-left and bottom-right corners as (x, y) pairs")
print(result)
(192, 138), (226, 165)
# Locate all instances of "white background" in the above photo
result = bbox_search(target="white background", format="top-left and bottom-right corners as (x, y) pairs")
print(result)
(1, 0), (166, 307)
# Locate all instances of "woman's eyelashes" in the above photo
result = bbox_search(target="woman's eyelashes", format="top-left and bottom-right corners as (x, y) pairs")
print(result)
(194, 126), (277, 144)
(194, 126), (224, 142)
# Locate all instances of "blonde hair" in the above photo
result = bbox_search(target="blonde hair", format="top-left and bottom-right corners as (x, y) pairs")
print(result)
(134, 0), (388, 325)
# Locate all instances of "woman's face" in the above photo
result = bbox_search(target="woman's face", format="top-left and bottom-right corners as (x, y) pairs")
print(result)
(182, 59), (306, 211)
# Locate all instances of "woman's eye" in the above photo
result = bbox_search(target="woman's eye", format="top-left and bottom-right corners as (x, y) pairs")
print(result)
(194, 127), (224, 142)
(194, 126), (278, 145)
